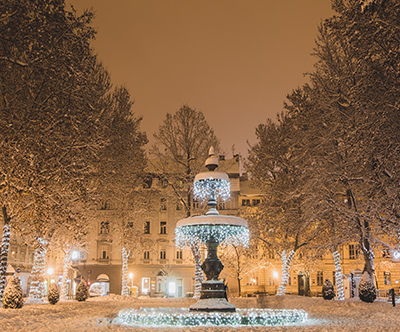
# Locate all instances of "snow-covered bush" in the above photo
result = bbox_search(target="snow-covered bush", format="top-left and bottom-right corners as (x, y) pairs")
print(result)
(48, 283), (60, 305)
(322, 279), (335, 300)
(358, 272), (376, 303)
(3, 276), (23, 309)
(75, 281), (88, 302)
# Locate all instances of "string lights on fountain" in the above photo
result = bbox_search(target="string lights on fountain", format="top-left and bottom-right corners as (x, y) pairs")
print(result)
(176, 223), (249, 248)
(118, 146), (308, 326)
(193, 176), (230, 203)
(175, 147), (249, 312)
(117, 307), (308, 327)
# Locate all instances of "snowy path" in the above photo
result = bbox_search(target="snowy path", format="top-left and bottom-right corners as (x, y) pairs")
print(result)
(0, 295), (399, 331)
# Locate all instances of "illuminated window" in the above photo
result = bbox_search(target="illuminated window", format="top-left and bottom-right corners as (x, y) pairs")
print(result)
(142, 277), (150, 294)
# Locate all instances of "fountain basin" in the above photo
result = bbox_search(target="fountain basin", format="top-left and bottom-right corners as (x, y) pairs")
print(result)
(116, 307), (308, 327)
(175, 215), (249, 247)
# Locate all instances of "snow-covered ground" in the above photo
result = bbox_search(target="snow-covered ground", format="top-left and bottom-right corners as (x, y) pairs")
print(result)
(1, 295), (399, 331)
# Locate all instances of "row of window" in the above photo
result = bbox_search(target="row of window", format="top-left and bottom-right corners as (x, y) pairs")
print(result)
(143, 250), (183, 261)
(241, 199), (261, 207)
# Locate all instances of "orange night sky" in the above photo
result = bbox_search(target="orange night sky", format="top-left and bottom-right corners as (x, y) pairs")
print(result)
(67, 0), (333, 158)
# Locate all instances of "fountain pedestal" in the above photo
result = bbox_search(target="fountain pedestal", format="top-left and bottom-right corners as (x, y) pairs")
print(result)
(190, 237), (235, 312)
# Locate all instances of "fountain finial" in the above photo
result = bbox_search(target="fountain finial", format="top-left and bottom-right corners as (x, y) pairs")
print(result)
(205, 146), (218, 171)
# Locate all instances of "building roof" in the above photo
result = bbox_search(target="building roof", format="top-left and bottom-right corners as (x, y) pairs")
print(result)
(240, 180), (263, 197)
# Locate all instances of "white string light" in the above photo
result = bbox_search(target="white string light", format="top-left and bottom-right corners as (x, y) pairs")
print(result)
(333, 250), (345, 300)
(277, 250), (295, 296)
(193, 178), (230, 202)
(0, 224), (11, 300)
(176, 225), (249, 248)
(28, 238), (48, 301)
(117, 307), (307, 327)
(121, 248), (129, 296)
(60, 247), (71, 300)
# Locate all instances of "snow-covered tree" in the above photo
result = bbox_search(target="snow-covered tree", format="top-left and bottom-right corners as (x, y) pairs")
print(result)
(246, 114), (323, 295)
(358, 272), (376, 303)
(304, 0), (400, 287)
(75, 281), (88, 302)
(151, 105), (220, 298)
(322, 279), (336, 300)
(0, 0), (111, 299)
(48, 283), (60, 305)
(94, 86), (149, 296)
(2, 276), (23, 309)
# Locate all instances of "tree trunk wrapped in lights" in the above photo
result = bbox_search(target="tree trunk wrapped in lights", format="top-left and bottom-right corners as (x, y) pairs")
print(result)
(28, 238), (48, 301)
(121, 247), (130, 296)
(332, 249), (345, 300)
(60, 247), (71, 300)
(190, 243), (203, 299)
(0, 222), (11, 301)
(277, 250), (295, 296)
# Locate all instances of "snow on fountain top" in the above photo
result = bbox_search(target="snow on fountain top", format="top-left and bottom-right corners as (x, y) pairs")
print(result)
(176, 214), (248, 228)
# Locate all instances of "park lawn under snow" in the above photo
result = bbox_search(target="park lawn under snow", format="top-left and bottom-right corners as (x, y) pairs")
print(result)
(0, 295), (399, 331)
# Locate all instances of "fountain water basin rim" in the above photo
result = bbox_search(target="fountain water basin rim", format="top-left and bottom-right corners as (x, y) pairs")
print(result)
(116, 307), (308, 327)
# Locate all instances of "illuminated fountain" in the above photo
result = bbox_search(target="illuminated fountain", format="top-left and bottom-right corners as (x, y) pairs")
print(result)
(175, 147), (248, 312)
(116, 148), (307, 327)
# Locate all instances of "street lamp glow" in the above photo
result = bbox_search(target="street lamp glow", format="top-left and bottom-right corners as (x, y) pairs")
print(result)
(47, 267), (54, 275)
(128, 272), (133, 279)
(71, 250), (80, 260)
(273, 271), (279, 279)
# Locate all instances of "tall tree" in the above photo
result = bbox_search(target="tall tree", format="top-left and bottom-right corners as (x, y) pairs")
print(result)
(0, 0), (110, 299)
(95, 85), (149, 296)
(304, 0), (400, 290)
(151, 105), (219, 298)
(247, 113), (322, 295)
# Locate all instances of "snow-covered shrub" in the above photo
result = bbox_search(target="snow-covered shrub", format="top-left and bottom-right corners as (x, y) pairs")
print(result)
(3, 276), (24, 309)
(48, 283), (60, 305)
(75, 280), (88, 302)
(322, 279), (335, 300)
(358, 272), (376, 303)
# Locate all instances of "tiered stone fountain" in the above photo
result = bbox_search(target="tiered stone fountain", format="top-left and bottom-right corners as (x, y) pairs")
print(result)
(116, 148), (307, 327)
(175, 147), (248, 312)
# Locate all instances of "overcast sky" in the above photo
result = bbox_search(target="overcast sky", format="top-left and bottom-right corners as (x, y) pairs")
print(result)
(67, 0), (333, 158)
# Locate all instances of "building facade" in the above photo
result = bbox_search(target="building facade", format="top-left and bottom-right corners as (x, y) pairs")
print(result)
(3, 154), (400, 299)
